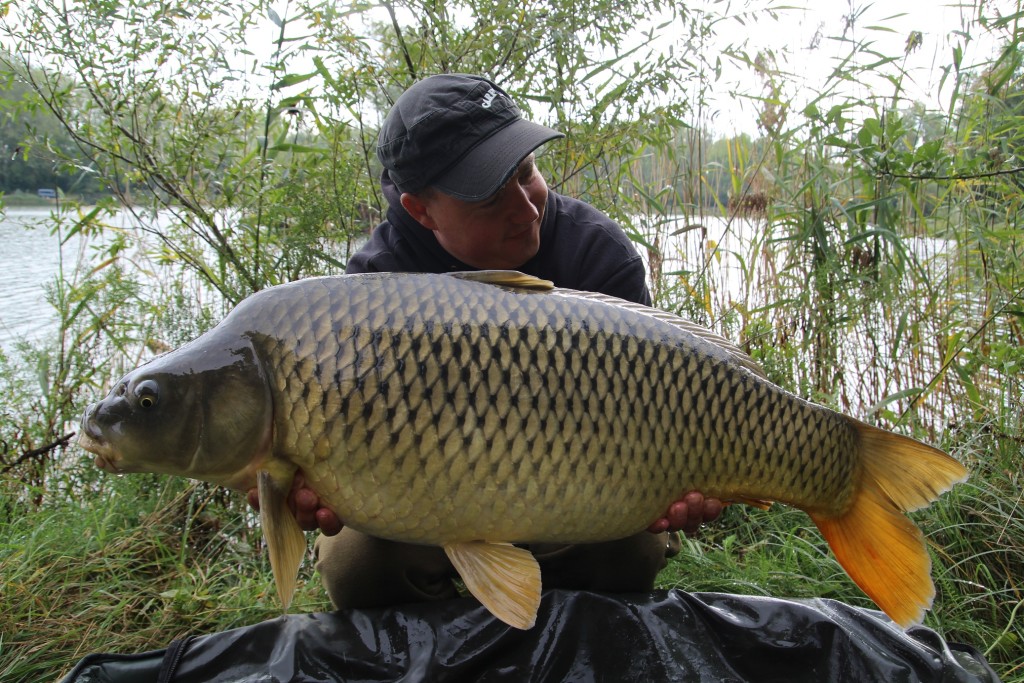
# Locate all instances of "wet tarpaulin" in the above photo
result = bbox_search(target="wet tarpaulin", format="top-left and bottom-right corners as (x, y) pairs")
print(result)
(60, 589), (1000, 683)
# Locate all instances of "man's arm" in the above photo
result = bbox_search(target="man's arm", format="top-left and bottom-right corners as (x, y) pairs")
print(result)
(596, 256), (653, 307)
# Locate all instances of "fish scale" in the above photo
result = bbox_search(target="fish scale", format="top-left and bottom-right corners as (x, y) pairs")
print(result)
(79, 270), (968, 629)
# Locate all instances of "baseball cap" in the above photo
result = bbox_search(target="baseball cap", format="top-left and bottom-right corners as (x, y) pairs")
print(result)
(376, 74), (564, 201)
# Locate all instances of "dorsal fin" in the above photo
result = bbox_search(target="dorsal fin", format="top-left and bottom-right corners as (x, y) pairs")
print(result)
(560, 289), (769, 379)
(448, 270), (766, 379)
(448, 270), (554, 292)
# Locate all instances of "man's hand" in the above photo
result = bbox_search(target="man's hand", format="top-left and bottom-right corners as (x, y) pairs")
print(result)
(647, 491), (723, 537)
(246, 472), (344, 536)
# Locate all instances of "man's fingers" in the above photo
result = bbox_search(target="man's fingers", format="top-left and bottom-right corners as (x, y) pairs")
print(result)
(703, 497), (724, 523)
(647, 498), (694, 534)
(316, 509), (344, 536)
(650, 492), (725, 537)
(668, 499), (693, 529)
(647, 517), (671, 533)
(246, 472), (342, 535)
(293, 487), (320, 513)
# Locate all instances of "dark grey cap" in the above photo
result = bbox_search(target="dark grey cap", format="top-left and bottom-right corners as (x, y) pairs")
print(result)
(376, 74), (564, 201)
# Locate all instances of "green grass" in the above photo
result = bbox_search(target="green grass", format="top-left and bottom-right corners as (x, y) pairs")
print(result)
(0, 473), (330, 682)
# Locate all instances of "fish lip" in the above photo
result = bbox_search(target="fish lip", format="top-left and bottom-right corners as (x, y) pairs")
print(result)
(77, 432), (123, 473)
(76, 430), (102, 455)
(94, 454), (124, 473)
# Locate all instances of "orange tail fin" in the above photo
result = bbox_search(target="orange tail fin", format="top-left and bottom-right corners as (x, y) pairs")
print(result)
(809, 422), (967, 627)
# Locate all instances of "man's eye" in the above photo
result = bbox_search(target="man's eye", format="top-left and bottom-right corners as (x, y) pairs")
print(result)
(519, 164), (536, 184)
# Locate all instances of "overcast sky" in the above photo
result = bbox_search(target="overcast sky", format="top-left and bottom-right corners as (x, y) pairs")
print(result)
(705, 0), (1009, 134)
(251, 0), (1012, 137)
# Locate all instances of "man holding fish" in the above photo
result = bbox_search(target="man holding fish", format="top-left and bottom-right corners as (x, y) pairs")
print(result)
(81, 73), (965, 632)
(250, 73), (724, 612)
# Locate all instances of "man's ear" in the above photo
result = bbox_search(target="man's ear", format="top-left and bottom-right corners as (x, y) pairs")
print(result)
(400, 193), (438, 230)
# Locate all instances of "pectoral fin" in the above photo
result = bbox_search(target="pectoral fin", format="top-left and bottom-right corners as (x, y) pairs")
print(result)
(257, 469), (307, 610)
(444, 541), (541, 630)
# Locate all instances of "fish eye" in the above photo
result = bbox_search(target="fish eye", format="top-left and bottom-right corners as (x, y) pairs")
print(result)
(135, 380), (160, 410)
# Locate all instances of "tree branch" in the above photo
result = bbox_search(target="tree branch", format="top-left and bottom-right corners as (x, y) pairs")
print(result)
(381, 0), (418, 80)
(1, 432), (76, 474)
(882, 166), (1024, 181)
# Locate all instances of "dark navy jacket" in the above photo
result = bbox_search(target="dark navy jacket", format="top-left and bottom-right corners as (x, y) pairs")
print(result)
(346, 173), (652, 306)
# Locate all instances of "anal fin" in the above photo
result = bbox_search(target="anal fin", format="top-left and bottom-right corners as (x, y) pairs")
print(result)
(257, 469), (307, 610)
(444, 541), (541, 630)
(729, 496), (773, 510)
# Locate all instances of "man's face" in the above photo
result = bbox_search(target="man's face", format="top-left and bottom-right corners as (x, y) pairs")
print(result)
(402, 155), (547, 270)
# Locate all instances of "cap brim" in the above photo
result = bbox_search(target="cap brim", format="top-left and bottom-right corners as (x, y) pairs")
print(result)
(431, 120), (564, 201)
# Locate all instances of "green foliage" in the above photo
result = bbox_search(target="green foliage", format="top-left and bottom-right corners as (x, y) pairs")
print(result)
(0, 0), (371, 303)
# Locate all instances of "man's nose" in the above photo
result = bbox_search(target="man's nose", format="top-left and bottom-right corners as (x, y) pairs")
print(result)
(504, 183), (540, 222)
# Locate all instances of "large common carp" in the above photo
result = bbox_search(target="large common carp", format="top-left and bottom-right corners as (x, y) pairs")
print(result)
(79, 271), (967, 630)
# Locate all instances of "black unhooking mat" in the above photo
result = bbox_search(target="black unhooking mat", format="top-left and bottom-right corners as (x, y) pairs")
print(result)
(60, 590), (1000, 683)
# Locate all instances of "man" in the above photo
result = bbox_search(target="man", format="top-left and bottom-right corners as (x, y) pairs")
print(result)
(251, 74), (722, 612)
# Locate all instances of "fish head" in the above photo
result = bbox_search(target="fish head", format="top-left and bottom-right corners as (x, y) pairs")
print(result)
(78, 335), (274, 490)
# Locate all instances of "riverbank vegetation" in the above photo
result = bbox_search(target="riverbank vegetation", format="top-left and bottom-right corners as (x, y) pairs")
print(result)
(0, 0), (1021, 680)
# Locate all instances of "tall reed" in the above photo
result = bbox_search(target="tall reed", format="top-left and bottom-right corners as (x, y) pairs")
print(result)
(614, 7), (1023, 676)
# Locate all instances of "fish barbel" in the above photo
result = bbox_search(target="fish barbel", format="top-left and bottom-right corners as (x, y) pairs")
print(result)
(78, 271), (967, 629)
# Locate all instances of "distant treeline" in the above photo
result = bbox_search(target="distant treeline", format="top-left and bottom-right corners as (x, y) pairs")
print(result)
(0, 78), (106, 198)
(0, 70), (768, 211)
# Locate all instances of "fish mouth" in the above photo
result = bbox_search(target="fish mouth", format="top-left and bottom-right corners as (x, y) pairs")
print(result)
(77, 431), (124, 473)
(94, 455), (123, 473)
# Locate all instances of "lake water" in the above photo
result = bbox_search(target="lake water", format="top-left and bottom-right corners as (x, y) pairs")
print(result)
(2, 207), (954, 354)
(0, 208), (90, 352)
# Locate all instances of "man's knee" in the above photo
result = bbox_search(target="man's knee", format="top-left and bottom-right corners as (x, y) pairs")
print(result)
(534, 532), (670, 592)
(313, 529), (458, 609)
(314, 529), (672, 610)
